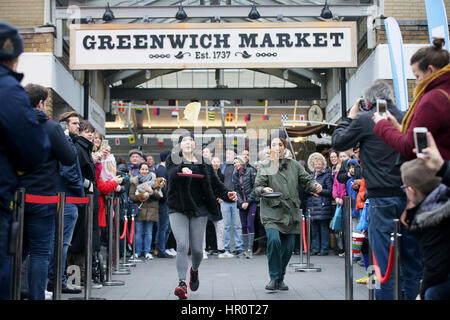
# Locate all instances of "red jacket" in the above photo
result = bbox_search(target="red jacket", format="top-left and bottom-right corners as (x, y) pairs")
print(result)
(95, 163), (117, 228)
(374, 71), (450, 160)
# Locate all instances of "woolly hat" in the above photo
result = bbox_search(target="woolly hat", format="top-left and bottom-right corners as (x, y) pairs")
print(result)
(128, 149), (143, 158)
(346, 158), (359, 168)
(159, 150), (171, 162)
(178, 131), (195, 144)
(0, 21), (23, 60)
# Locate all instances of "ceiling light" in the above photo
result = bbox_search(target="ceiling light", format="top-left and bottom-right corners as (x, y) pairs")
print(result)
(175, 2), (187, 20)
(248, 4), (260, 20)
(320, 1), (333, 20)
(102, 3), (115, 22)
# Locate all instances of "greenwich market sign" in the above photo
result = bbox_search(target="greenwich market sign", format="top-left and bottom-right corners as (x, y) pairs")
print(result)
(70, 22), (357, 70)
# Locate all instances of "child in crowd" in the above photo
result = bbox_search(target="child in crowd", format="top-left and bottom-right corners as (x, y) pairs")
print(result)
(346, 159), (361, 230)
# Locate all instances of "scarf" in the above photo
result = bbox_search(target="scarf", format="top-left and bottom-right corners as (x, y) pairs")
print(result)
(138, 172), (152, 184)
(401, 64), (450, 133)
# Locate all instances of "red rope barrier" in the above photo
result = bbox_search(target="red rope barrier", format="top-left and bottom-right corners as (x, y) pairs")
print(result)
(302, 219), (308, 253)
(25, 194), (60, 204)
(120, 218), (128, 240)
(128, 218), (135, 245)
(66, 196), (90, 204)
(372, 245), (395, 284)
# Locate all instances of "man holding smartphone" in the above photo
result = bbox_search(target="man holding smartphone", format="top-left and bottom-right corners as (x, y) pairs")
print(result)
(332, 80), (423, 300)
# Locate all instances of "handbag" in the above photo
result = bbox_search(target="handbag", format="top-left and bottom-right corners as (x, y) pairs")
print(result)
(331, 205), (343, 231)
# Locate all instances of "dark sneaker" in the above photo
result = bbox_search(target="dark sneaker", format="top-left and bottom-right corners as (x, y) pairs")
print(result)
(157, 252), (172, 258)
(277, 279), (289, 291)
(189, 267), (199, 292)
(265, 279), (278, 291)
(174, 281), (188, 300)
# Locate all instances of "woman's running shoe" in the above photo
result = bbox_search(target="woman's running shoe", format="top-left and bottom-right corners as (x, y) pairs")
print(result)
(189, 267), (199, 291)
(174, 281), (188, 300)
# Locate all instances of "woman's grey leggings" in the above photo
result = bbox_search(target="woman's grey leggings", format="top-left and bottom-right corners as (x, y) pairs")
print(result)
(169, 212), (208, 280)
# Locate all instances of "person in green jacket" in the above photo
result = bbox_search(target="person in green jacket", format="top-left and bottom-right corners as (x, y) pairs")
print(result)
(254, 130), (322, 291)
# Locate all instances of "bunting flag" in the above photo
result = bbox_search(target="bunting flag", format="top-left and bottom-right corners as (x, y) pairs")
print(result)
(136, 108), (143, 114)
(129, 135), (135, 144)
(153, 108), (160, 116)
(226, 113), (233, 122)
(235, 99), (242, 105)
(146, 100), (153, 105)
(257, 99), (265, 106)
(172, 108), (179, 118)
(244, 114), (251, 122)
(143, 136), (149, 144)
(208, 110), (215, 121)
(168, 99), (176, 106)
(263, 114), (269, 121)
(158, 138), (164, 146)
(281, 114), (289, 123)
(115, 138), (120, 146)
(118, 102), (125, 113)
(280, 99), (288, 104)
(299, 114), (305, 121)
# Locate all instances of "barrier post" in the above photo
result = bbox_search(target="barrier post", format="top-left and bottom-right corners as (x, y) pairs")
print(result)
(344, 196), (353, 300)
(392, 219), (402, 300)
(295, 209), (321, 272)
(103, 196), (125, 286)
(113, 197), (130, 275)
(9, 188), (25, 300)
(52, 193), (65, 300)
(120, 215), (136, 268)
(128, 207), (142, 263)
(368, 243), (375, 300)
(290, 209), (308, 269)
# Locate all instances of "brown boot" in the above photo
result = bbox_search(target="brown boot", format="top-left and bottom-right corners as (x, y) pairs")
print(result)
(254, 247), (266, 255)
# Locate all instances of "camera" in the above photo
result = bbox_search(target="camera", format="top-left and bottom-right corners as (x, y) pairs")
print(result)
(358, 99), (370, 112)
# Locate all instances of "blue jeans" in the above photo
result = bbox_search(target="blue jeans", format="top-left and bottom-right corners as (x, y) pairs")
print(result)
(23, 203), (56, 300)
(135, 220), (154, 255)
(221, 202), (243, 252)
(48, 203), (78, 284)
(311, 219), (330, 254)
(424, 274), (450, 300)
(0, 210), (11, 300)
(368, 197), (423, 300)
(156, 202), (170, 252)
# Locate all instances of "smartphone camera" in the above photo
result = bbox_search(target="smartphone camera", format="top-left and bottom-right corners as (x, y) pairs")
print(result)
(358, 99), (370, 112)
(413, 127), (429, 158)
(60, 121), (67, 130)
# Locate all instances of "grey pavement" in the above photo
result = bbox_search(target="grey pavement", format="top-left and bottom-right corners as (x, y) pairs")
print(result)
(62, 252), (370, 300)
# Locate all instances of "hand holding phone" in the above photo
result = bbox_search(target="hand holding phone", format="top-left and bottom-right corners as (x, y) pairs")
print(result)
(413, 127), (429, 158)
(376, 99), (387, 115)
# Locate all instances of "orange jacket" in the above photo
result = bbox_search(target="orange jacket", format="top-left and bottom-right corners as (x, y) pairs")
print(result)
(356, 178), (366, 210)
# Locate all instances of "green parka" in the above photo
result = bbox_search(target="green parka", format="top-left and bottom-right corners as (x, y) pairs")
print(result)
(254, 157), (317, 234)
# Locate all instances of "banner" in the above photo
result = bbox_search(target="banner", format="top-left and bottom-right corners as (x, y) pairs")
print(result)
(384, 17), (409, 112)
(70, 22), (357, 70)
(424, 0), (449, 51)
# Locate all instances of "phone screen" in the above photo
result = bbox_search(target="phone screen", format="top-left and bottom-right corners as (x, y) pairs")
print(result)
(416, 132), (428, 154)
(377, 100), (387, 114)
(60, 121), (67, 130)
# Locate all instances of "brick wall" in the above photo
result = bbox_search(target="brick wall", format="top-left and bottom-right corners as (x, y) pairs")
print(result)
(21, 32), (54, 53)
(0, 0), (45, 28)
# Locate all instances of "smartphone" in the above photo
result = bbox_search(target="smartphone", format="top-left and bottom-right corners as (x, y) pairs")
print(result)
(358, 98), (369, 112)
(413, 127), (429, 158)
(376, 99), (387, 115)
(60, 121), (67, 130)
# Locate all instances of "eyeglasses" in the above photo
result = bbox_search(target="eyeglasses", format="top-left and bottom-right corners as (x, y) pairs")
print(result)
(400, 185), (409, 192)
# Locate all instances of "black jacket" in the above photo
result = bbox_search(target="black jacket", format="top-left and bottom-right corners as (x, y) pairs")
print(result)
(306, 169), (333, 220)
(332, 102), (405, 199)
(407, 184), (450, 299)
(336, 159), (362, 184)
(233, 165), (258, 209)
(0, 65), (50, 213)
(73, 135), (97, 189)
(166, 152), (232, 219)
(59, 133), (84, 198)
(19, 109), (76, 195)
(437, 161), (450, 187)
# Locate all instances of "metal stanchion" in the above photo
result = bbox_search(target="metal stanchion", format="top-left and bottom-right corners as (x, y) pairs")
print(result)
(52, 193), (65, 300)
(295, 209), (321, 272)
(9, 188), (25, 300)
(344, 196), (353, 300)
(368, 243), (375, 300)
(128, 208), (142, 263)
(70, 194), (104, 300)
(120, 215), (136, 268)
(392, 219), (402, 300)
(290, 209), (309, 269)
(113, 198), (130, 275)
(103, 197), (125, 286)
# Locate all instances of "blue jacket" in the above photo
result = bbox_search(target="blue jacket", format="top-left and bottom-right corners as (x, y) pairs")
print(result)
(306, 169), (333, 221)
(59, 133), (84, 198)
(0, 64), (50, 212)
(19, 109), (77, 195)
